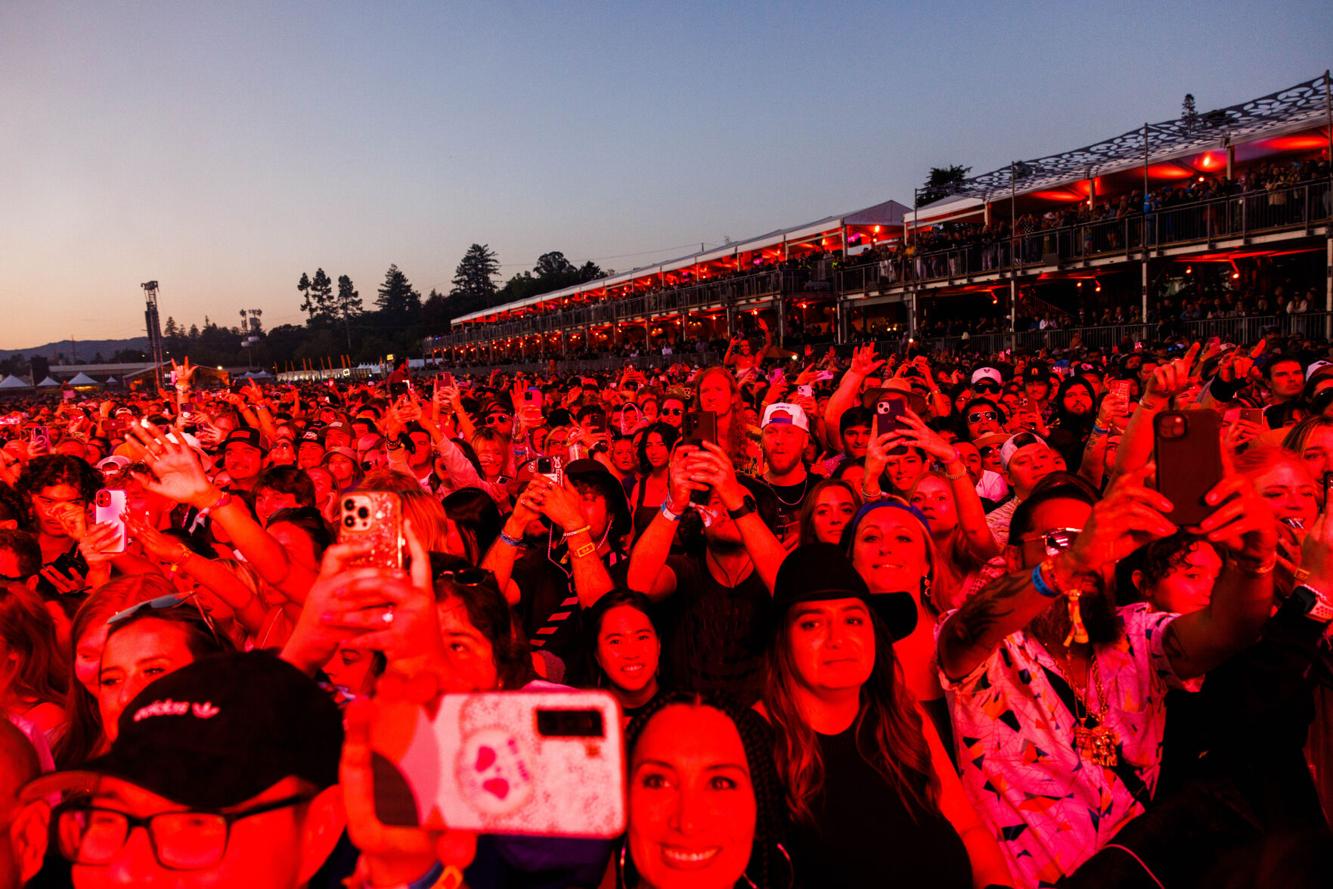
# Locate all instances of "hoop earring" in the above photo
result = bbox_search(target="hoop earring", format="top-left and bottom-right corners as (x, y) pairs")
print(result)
(616, 842), (627, 889)
(921, 575), (933, 608)
(777, 841), (795, 889)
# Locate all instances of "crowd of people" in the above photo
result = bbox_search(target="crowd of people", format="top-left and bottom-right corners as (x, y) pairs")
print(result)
(1, 325), (1333, 888)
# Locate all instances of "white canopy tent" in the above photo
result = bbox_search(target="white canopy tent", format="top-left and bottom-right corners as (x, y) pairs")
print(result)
(0, 375), (30, 390)
(36, 377), (59, 388)
(66, 372), (101, 386)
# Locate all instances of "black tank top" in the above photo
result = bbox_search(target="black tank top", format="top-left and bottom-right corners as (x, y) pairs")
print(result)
(787, 722), (972, 889)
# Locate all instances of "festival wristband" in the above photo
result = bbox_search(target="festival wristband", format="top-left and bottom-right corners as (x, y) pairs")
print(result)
(660, 500), (684, 522)
(499, 529), (525, 548)
(1031, 561), (1060, 599)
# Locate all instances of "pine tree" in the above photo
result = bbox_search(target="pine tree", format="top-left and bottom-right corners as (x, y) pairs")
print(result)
(1181, 93), (1199, 130)
(449, 244), (500, 303)
(375, 264), (422, 324)
(335, 275), (362, 320)
(307, 268), (335, 324)
(297, 272), (314, 320)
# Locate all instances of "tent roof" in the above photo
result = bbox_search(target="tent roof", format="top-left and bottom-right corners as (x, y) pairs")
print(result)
(453, 199), (911, 324)
(36, 376), (59, 387)
(103, 376), (119, 384)
(916, 70), (1332, 209)
(0, 374), (30, 389)
(66, 372), (100, 386)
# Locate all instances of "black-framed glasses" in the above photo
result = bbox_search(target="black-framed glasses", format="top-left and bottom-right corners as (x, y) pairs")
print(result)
(967, 410), (998, 424)
(661, 408), (684, 416)
(107, 592), (221, 647)
(973, 382), (1001, 394)
(52, 794), (312, 870)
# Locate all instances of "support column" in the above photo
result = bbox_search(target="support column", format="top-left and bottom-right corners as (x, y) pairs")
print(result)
(725, 304), (738, 341)
(908, 291), (917, 341)
(835, 299), (846, 346)
(776, 296), (785, 349)
(1141, 258), (1150, 331)
(1325, 236), (1332, 340)
(1009, 277), (1018, 353)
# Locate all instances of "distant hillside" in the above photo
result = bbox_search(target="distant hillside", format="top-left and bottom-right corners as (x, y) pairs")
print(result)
(0, 337), (149, 362)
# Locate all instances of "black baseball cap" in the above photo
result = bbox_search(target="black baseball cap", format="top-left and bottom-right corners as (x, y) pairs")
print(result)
(23, 652), (342, 809)
(223, 428), (265, 453)
(774, 542), (919, 642)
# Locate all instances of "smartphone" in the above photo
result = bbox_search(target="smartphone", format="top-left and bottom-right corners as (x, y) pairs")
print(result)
(338, 492), (403, 569)
(536, 455), (563, 486)
(797, 384), (814, 399)
(1239, 407), (1264, 427)
(682, 411), (719, 505)
(29, 425), (50, 450)
(586, 412), (607, 434)
(371, 690), (626, 838)
(682, 410), (718, 447)
(1109, 380), (1131, 401)
(873, 396), (908, 439)
(388, 380), (411, 399)
(93, 488), (128, 553)
(439, 372), (455, 388)
(1154, 410), (1224, 527)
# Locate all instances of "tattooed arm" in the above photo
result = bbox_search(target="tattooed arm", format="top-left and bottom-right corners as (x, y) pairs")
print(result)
(937, 562), (1066, 681)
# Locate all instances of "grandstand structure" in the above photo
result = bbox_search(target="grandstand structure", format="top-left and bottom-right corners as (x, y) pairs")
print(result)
(426, 72), (1333, 363)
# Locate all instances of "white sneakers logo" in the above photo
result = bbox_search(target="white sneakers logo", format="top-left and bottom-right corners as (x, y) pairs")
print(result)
(132, 698), (221, 723)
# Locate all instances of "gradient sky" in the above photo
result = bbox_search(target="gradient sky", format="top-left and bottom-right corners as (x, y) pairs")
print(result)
(2, 0), (1329, 350)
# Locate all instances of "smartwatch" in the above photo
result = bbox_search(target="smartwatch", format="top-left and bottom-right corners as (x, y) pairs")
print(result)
(727, 494), (758, 520)
(1289, 584), (1333, 623)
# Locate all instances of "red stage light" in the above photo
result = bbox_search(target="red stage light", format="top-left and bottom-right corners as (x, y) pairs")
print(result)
(1146, 163), (1193, 180)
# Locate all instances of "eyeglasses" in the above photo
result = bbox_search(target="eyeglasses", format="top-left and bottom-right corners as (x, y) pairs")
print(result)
(1021, 527), (1083, 556)
(967, 411), (998, 424)
(485, 414), (512, 426)
(973, 382), (1001, 394)
(108, 592), (221, 647)
(52, 794), (312, 870)
(662, 408), (684, 416)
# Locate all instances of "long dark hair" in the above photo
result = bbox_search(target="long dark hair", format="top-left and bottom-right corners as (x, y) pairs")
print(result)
(433, 569), (533, 690)
(442, 487), (502, 565)
(761, 603), (938, 825)
(584, 589), (664, 691)
(636, 423), (678, 475)
(621, 691), (790, 889)
(0, 582), (68, 705)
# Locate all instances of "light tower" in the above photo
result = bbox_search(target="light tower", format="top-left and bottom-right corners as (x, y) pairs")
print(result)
(239, 308), (263, 369)
(140, 281), (165, 388)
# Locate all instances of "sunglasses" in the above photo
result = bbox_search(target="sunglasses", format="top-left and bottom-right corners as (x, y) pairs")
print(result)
(485, 414), (512, 426)
(662, 408), (684, 416)
(973, 382), (1001, 393)
(1020, 527), (1083, 557)
(967, 411), (998, 424)
(108, 591), (222, 646)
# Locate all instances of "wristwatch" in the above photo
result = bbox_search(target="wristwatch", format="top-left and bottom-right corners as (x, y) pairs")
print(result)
(727, 494), (758, 520)
(1289, 584), (1333, 623)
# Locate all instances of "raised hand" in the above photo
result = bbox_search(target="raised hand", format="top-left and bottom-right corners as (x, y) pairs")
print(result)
(849, 343), (885, 378)
(129, 421), (216, 508)
(1144, 342), (1202, 403)
(1063, 467), (1177, 575)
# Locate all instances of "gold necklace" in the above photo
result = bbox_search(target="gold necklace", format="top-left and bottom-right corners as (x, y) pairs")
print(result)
(1066, 647), (1120, 767)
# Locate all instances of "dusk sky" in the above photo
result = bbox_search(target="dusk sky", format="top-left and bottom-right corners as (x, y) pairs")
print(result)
(2, 1), (1329, 350)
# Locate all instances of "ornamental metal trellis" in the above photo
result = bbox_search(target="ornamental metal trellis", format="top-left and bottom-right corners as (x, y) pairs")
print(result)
(932, 71), (1332, 203)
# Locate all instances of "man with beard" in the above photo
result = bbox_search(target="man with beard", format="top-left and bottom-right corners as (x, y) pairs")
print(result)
(758, 402), (811, 545)
(936, 471), (1277, 887)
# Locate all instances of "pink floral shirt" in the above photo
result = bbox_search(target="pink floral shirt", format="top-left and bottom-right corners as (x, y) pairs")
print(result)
(940, 603), (1200, 888)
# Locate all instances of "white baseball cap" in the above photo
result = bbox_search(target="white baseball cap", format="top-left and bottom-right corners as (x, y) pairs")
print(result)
(971, 367), (1003, 387)
(761, 402), (810, 432)
(999, 432), (1049, 469)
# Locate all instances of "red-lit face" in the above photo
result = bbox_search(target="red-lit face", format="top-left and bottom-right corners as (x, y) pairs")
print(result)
(1268, 361), (1305, 400)
(66, 776), (316, 889)
(1296, 425), (1333, 480)
(97, 619), (197, 742)
(1005, 445), (1057, 498)
(761, 424), (805, 476)
(1251, 460), (1318, 528)
(1145, 542), (1222, 615)
(810, 485), (856, 545)
(883, 449), (925, 494)
(644, 433), (670, 471)
(909, 475), (956, 534)
(850, 509), (928, 594)
(840, 422), (869, 458)
(595, 605), (659, 695)
(787, 598), (876, 693)
(697, 374), (732, 416)
(628, 705), (755, 889)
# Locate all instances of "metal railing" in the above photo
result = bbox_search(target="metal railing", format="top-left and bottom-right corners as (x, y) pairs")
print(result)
(909, 312), (1333, 355)
(845, 179), (1332, 290)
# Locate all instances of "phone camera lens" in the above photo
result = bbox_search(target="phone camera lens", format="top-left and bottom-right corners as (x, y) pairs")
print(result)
(358, 507), (370, 519)
(343, 516), (355, 528)
(343, 499), (355, 511)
